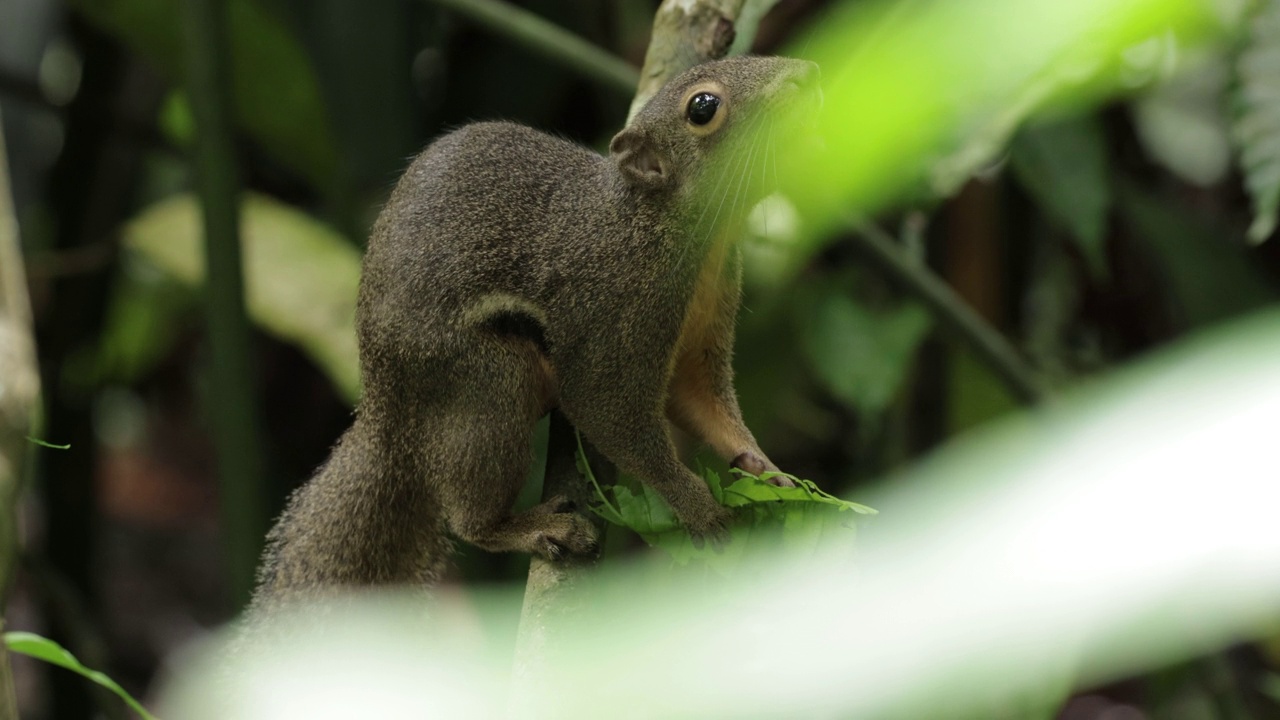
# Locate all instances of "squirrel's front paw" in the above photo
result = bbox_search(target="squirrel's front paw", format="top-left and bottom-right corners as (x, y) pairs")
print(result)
(683, 505), (734, 551)
(534, 511), (600, 562)
(731, 451), (795, 488)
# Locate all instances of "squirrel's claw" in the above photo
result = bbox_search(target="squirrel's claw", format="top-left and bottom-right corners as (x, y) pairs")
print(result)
(731, 451), (795, 488)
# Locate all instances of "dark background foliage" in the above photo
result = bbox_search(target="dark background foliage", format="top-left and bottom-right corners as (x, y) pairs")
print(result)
(2, 0), (1279, 718)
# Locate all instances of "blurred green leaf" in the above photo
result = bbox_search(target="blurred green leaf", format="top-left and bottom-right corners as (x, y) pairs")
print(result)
(1010, 115), (1112, 279)
(70, 0), (341, 195)
(123, 193), (360, 402)
(1119, 183), (1276, 327)
(950, 349), (1020, 436)
(785, 0), (1221, 266)
(6, 632), (158, 720)
(1132, 52), (1232, 187)
(1233, 0), (1280, 243)
(801, 287), (932, 415)
(157, 91), (197, 146)
(90, 258), (195, 386)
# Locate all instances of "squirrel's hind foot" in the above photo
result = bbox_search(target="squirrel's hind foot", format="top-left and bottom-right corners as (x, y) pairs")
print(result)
(532, 509), (600, 561)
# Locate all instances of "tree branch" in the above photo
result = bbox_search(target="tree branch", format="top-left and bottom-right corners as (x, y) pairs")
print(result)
(422, 0), (638, 96)
(509, 412), (606, 715)
(625, 0), (782, 123)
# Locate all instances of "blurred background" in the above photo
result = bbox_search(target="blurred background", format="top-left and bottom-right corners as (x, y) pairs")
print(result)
(2, 0), (1279, 718)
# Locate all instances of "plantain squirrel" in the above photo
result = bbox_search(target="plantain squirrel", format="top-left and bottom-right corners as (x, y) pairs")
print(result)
(249, 56), (820, 608)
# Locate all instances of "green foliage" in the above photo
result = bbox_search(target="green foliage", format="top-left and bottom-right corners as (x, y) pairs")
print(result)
(24, 437), (70, 450)
(1010, 115), (1112, 279)
(122, 192), (361, 402)
(1132, 51), (1232, 187)
(1120, 183), (1277, 327)
(785, 0), (1221, 262)
(800, 283), (932, 416)
(88, 260), (194, 387)
(5, 632), (158, 720)
(1234, 0), (1280, 243)
(949, 350), (1020, 435)
(69, 0), (341, 196)
(578, 434), (874, 573)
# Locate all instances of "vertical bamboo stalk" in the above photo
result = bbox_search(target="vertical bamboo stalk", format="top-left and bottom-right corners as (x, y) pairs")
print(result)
(181, 0), (269, 609)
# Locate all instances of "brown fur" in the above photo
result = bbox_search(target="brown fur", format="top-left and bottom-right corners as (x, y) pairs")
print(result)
(249, 56), (818, 612)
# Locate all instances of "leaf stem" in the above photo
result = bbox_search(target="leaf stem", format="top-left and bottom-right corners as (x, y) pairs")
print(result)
(576, 430), (620, 518)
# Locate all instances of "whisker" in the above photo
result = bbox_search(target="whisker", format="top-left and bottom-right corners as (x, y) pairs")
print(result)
(702, 119), (758, 250)
(727, 121), (763, 235)
(732, 114), (769, 218)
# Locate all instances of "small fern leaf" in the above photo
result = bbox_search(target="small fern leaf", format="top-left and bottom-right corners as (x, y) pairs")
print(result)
(1235, 0), (1280, 244)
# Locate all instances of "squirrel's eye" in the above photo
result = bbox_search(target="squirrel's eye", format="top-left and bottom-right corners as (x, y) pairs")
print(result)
(686, 92), (721, 126)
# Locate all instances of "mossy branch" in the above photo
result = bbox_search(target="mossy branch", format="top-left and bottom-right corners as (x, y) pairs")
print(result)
(627, 0), (783, 123)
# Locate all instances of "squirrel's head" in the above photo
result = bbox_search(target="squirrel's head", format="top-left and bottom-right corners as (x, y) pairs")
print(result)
(609, 56), (820, 209)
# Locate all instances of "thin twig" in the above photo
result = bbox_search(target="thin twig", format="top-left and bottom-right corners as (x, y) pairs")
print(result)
(422, 0), (637, 96)
(851, 220), (1048, 406)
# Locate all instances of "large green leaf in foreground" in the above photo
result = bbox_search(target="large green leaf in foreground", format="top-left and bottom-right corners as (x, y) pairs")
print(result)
(783, 0), (1221, 265)
(123, 193), (361, 402)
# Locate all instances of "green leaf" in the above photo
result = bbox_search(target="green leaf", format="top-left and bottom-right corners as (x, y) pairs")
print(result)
(723, 471), (877, 515)
(25, 437), (70, 450)
(123, 193), (361, 402)
(69, 0), (341, 196)
(949, 349), (1021, 436)
(1234, 0), (1280, 244)
(1131, 52), (1232, 187)
(580, 445), (875, 574)
(801, 287), (932, 415)
(1010, 115), (1112, 278)
(89, 259), (195, 386)
(5, 631), (159, 720)
(157, 91), (196, 146)
(1119, 182), (1276, 328)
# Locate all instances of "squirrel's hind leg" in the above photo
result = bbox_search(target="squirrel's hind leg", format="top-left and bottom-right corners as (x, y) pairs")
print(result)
(438, 343), (598, 561)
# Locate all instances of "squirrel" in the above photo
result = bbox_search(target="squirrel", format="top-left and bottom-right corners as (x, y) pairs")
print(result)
(249, 56), (820, 609)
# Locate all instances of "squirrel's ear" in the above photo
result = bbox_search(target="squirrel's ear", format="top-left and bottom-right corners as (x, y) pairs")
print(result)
(609, 129), (669, 188)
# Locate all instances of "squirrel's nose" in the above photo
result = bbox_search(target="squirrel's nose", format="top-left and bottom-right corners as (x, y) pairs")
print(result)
(795, 61), (821, 88)
(787, 61), (823, 110)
